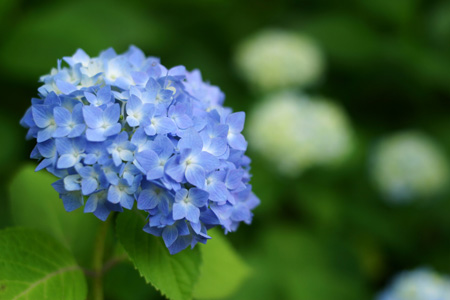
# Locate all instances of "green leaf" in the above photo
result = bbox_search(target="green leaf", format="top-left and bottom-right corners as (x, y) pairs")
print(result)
(116, 210), (202, 300)
(0, 227), (87, 300)
(104, 261), (165, 300)
(193, 228), (251, 299)
(8, 164), (101, 267)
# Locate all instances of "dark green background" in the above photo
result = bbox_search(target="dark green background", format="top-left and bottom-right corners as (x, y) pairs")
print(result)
(1, 0), (450, 299)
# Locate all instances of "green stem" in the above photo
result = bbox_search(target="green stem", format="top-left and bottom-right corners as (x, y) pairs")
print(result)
(91, 216), (111, 300)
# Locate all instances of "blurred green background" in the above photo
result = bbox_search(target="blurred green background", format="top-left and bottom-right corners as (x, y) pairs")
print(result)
(1, 0), (450, 299)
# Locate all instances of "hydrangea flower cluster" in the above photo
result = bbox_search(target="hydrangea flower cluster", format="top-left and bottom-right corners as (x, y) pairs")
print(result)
(377, 268), (450, 300)
(370, 131), (449, 203)
(248, 91), (353, 176)
(21, 46), (259, 254)
(235, 29), (324, 91)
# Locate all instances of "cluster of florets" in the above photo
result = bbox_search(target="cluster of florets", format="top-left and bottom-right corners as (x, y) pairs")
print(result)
(21, 46), (259, 254)
(235, 29), (324, 91)
(248, 91), (353, 176)
(370, 131), (449, 203)
(377, 268), (450, 300)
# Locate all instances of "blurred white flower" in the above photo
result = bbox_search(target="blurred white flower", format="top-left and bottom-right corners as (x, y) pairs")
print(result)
(378, 268), (450, 300)
(235, 29), (324, 91)
(370, 132), (449, 202)
(247, 91), (353, 176)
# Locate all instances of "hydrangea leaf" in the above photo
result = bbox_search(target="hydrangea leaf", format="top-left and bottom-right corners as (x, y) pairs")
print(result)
(8, 164), (101, 267)
(0, 227), (87, 300)
(116, 210), (202, 300)
(193, 228), (251, 299)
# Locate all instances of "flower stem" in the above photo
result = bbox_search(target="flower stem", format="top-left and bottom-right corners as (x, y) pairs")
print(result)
(91, 216), (112, 300)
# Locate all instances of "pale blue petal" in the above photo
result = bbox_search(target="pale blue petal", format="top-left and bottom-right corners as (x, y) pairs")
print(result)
(185, 204), (200, 223)
(155, 117), (177, 134)
(107, 186), (121, 204)
(82, 177), (98, 195)
(206, 181), (228, 202)
(104, 123), (121, 137)
(136, 150), (159, 171)
(86, 128), (106, 142)
(195, 152), (220, 172)
(226, 111), (245, 133)
(228, 133), (248, 151)
(172, 202), (187, 220)
(53, 107), (71, 126)
(189, 188), (209, 207)
(103, 103), (120, 125)
(57, 154), (77, 168)
(185, 164), (205, 188)
(83, 106), (103, 128)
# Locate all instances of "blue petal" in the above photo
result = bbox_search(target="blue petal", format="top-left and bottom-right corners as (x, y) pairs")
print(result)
(185, 204), (200, 223)
(226, 169), (245, 190)
(175, 188), (189, 203)
(174, 114), (193, 129)
(136, 149), (159, 172)
(165, 158), (186, 182)
(64, 175), (81, 191)
(53, 107), (71, 126)
(189, 188), (209, 208)
(168, 235), (192, 255)
(227, 133), (248, 151)
(32, 105), (52, 128)
(56, 80), (77, 94)
(172, 202), (187, 220)
(84, 194), (98, 213)
(37, 139), (56, 158)
(57, 154), (78, 168)
(104, 123), (121, 137)
(162, 226), (178, 248)
(53, 127), (71, 138)
(68, 124), (86, 138)
(137, 188), (159, 210)
(195, 152), (219, 172)
(82, 177), (98, 195)
(185, 164), (205, 188)
(103, 103), (120, 125)
(83, 106), (103, 128)
(61, 192), (83, 212)
(37, 126), (56, 142)
(178, 129), (203, 153)
(107, 186), (121, 204)
(97, 85), (112, 105)
(206, 181), (228, 202)
(86, 128), (106, 142)
(226, 112), (245, 133)
(155, 117), (177, 134)
(120, 194), (135, 210)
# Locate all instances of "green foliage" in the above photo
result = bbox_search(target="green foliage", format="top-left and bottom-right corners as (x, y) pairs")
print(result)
(104, 261), (164, 300)
(193, 228), (251, 299)
(8, 164), (100, 267)
(0, 0), (169, 82)
(116, 210), (202, 300)
(0, 227), (87, 300)
(232, 226), (369, 300)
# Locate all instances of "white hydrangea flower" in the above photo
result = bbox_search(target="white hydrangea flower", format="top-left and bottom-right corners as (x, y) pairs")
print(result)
(235, 29), (324, 91)
(378, 268), (450, 300)
(247, 91), (353, 176)
(370, 132), (449, 202)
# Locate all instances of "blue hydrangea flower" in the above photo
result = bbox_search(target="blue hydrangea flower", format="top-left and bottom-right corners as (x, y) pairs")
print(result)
(21, 46), (259, 254)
